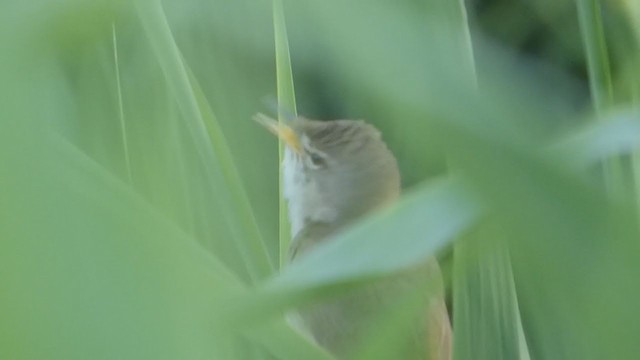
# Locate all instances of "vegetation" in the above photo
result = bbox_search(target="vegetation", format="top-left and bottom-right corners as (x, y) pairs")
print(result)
(1, 0), (639, 359)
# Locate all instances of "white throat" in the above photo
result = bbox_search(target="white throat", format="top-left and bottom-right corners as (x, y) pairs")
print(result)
(282, 148), (337, 238)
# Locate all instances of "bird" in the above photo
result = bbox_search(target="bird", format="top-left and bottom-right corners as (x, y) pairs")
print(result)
(255, 113), (452, 360)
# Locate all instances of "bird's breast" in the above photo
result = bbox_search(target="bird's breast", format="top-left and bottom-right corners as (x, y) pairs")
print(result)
(283, 150), (337, 238)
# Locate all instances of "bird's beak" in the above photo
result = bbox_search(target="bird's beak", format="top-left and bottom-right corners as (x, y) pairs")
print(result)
(253, 113), (303, 154)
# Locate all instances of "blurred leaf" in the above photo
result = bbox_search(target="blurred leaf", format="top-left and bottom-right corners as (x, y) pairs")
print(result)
(111, 23), (133, 183)
(247, 321), (334, 360)
(221, 179), (481, 326)
(576, 0), (614, 111)
(0, 127), (241, 359)
(620, 0), (640, 48)
(576, 0), (623, 191)
(134, 0), (273, 281)
(271, 179), (479, 290)
(549, 109), (640, 169)
(272, 0), (298, 269)
(0, 122), (334, 360)
(453, 223), (523, 360)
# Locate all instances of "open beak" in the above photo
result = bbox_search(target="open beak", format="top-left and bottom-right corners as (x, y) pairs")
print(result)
(253, 113), (303, 154)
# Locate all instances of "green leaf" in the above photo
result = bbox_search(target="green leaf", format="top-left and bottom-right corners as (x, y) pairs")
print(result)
(273, 0), (298, 269)
(0, 124), (334, 360)
(111, 23), (133, 184)
(133, 0), (273, 282)
(453, 222), (524, 360)
(271, 179), (479, 290)
(576, 0), (623, 192)
(220, 179), (481, 326)
(576, 0), (615, 112)
(0, 128), (242, 359)
(548, 109), (640, 169)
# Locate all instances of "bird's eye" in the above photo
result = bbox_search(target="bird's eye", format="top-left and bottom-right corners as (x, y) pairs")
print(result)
(307, 151), (327, 168)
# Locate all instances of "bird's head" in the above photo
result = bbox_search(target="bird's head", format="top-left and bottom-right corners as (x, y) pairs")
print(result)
(254, 113), (400, 236)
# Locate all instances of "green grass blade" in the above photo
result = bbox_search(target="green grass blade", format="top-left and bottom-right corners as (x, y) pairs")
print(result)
(218, 179), (481, 326)
(621, 0), (640, 39)
(434, 0), (477, 84)
(428, 1), (527, 359)
(576, 0), (614, 111)
(453, 224), (522, 360)
(618, 0), (640, 224)
(575, 0), (624, 192)
(111, 23), (133, 185)
(273, 0), (298, 269)
(271, 179), (479, 290)
(0, 122), (334, 359)
(431, 1), (525, 359)
(549, 110), (640, 169)
(0, 130), (244, 359)
(134, 0), (273, 282)
(185, 63), (278, 277)
(247, 321), (334, 360)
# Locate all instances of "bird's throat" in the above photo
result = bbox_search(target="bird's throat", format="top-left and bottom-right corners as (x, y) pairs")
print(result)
(283, 152), (338, 239)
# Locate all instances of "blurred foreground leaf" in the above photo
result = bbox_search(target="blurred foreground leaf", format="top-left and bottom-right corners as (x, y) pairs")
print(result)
(0, 124), (331, 360)
(220, 179), (481, 327)
(134, 0), (273, 282)
(453, 223), (522, 360)
(272, 0), (298, 269)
